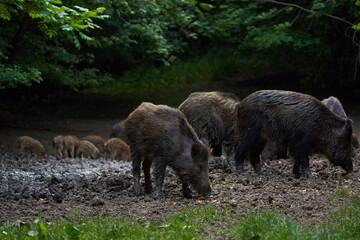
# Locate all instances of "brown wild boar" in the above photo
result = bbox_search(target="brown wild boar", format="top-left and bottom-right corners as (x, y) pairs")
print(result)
(109, 120), (128, 144)
(235, 90), (353, 179)
(104, 138), (130, 161)
(16, 136), (45, 156)
(178, 91), (239, 164)
(125, 102), (211, 200)
(53, 135), (65, 158)
(75, 140), (100, 159)
(63, 135), (79, 158)
(82, 135), (105, 153)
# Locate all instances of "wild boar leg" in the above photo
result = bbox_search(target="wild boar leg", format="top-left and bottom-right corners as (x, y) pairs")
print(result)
(224, 141), (234, 166)
(143, 159), (153, 194)
(132, 153), (142, 196)
(181, 179), (193, 199)
(152, 159), (167, 200)
(289, 142), (313, 179)
(249, 141), (266, 174)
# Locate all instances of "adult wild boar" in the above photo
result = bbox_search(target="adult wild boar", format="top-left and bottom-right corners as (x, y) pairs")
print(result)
(178, 91), (239, 164)
(235, 90), (353, 179)
(109, 120), (128, 144)
(261, 95), (359, 161)
(125, 102), (211, 200)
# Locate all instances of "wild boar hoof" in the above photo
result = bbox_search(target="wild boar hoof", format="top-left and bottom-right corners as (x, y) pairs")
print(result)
(302, 171), (314, 179)
(152, 192), (162, 200)
(133, 187), (141, 196)
(183, 192), (194, 199)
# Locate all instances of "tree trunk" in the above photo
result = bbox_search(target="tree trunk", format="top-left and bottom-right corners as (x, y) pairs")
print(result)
(3, 14), (31, 64)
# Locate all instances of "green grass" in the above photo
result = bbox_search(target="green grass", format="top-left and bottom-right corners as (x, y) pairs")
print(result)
(2, 192), (360, 240)
(0, 205), (231, 240)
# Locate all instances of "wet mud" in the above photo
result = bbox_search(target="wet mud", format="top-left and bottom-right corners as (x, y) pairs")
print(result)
(1, 149), (359, 224)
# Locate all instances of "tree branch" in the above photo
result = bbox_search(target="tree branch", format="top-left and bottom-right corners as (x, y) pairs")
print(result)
(260, 0), (354, 26)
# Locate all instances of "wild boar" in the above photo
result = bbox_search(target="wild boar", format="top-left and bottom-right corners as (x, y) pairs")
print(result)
(109, 120), (128, 144)
(234, 90), (353, 179)
(104, 138), (130, 161)
(16, 136), (45, 156)
(75, 140), (100, 159)
(82, 135), (105, 153)
(53, 135), (65, 158)
(125, 102), (211, 200)
(63, 135), (79, 158)
(261, 95), (360, 161)
(178, 91), (239, 164)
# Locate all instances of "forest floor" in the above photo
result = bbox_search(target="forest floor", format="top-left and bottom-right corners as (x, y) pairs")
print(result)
(1, 80), (360, 230)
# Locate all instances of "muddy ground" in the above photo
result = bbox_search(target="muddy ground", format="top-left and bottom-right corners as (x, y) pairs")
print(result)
(1, 92), (360, 231)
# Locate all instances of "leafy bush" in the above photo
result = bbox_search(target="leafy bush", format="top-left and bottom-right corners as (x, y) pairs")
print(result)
(0, 64), (42, 89)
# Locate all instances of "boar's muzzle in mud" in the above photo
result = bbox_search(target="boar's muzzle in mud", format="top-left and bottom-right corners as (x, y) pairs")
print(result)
(191, 141), (212, 198)
(329, 119), (353, 173)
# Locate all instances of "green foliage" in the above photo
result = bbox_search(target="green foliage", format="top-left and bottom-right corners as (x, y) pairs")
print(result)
(1, 0), (360, 91)
(0, 64), (42, 89)
(198, 0), (360, 90)
(0, 0), (109, 46)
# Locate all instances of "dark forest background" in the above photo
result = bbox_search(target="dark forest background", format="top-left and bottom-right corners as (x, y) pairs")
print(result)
(1, 0), (360, 108)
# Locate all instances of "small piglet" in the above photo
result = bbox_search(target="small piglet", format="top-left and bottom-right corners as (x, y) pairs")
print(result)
(16, 136), (45, 156)
(104, 138), (130, 161)
(75, 140), (100, 159)
(82, 135), (105, 153)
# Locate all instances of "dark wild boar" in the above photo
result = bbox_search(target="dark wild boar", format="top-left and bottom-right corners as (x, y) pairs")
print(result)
(82, 135), (105, 153)
(104, 138), (130, 161)
(16, 136), (46, 156)
(63, 135), (79, 158)
(235, 90), (353, 179)
(75, 140), (100, 159)
(178, 91), (239, 164)
(109, 120), (128, 144)
(53, 135), (65, 158)
(125, 102), (211, 200)
(261, 95), (359, 161)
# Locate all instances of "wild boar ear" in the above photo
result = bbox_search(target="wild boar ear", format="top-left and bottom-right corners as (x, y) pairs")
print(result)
(333, 119), (352, 137)
(191, 142), (201, 161)
(192, 142), (208, 162)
